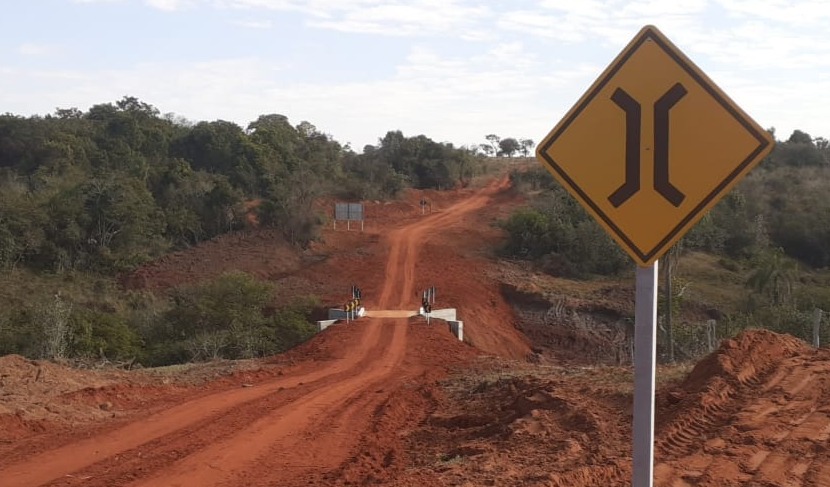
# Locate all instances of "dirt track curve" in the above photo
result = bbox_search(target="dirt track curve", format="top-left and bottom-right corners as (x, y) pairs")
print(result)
(0, 178), (509, 487)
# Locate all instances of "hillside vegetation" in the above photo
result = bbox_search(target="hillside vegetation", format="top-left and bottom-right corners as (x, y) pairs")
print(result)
(501, 129), (830, 358)
(0, 97), (495, 365)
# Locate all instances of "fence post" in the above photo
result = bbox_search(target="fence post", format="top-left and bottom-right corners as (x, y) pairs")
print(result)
(706, 319), (717, 352)
(813, 308), (823, 348)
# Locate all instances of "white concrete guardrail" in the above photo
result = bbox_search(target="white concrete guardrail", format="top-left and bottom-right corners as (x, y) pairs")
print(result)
(315, 308), (463, 341)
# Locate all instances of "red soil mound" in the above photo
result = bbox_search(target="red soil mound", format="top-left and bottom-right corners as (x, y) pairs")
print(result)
(681, 328), (810, 394)
(406, 372), (632, 486)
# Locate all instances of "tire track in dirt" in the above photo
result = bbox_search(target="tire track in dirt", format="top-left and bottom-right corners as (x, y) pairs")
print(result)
(655, 379), (737, 459)
(125, 318), (407, 487)
(654, 344), (830, 487)
(378, 177), (530, 360)
(379, 178), (504, 310)
(32, 321), (397, 487)
(0, 315), (391, 487)
(216, 327), (414, 487)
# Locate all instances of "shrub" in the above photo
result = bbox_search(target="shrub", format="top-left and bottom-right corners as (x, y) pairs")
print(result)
(70, 308), (142, 361)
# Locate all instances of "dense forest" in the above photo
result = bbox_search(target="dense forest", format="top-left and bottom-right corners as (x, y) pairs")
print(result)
(0, 96), (488, 273)
(0, 97), (490, 365)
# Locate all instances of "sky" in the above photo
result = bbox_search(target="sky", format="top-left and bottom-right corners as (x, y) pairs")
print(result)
(1, 0), (828, 151)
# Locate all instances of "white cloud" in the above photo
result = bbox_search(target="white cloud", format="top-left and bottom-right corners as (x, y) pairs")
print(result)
(144, 0), (194, 11)
(309, 1), (492, 37)
(17, 43), (57, 56)
(538, 0), (609, 19)
(498, 10), (595, 43)
(711, 70), (830, 139)
(231, 19), (273, 29)
(0, 42), (598, 149)
(619, 0), (708, 17)
(218, 0), (396, 18)
(10, 0), (830, 146)
(714, 0), (830, 27)
(690, 22), (830, 70)
(215, 0), (493, 37)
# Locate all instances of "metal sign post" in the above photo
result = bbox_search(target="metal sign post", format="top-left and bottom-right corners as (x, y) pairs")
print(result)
(813, 308), (822, 348)
(633, 262), (658, 487)
(535, 25), (775, 486)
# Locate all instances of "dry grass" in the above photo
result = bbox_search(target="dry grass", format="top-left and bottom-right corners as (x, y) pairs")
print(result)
(678, 252), (748, 313)
(445, 356), (696, 398)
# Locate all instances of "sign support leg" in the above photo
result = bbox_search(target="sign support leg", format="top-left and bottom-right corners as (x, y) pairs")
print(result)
(813, 308), (822, 348)
(633, 261), (658, 487)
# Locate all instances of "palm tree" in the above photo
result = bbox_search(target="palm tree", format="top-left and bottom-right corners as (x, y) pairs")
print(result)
(745, 247), (798, 306)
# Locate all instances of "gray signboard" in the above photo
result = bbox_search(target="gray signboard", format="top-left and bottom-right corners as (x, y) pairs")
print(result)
(335, 203), (364, 221)
(348, 203), (363, 221)
(335, 203), (349, 221)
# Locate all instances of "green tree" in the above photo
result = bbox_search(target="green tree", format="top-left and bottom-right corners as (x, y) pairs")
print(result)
(498, 137), (521, 157)
(71, 309), (142, 361)
(159, 272), (275, 362)
(485, 134), (500, 156)
(746, 247), (798, 306)
(520, 138), (534, 157)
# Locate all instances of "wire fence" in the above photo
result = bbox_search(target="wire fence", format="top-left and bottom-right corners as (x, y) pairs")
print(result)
(517, 300), (829, 366)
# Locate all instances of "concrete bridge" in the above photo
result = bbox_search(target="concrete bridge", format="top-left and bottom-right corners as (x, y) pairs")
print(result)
(316, 307), (463, 341)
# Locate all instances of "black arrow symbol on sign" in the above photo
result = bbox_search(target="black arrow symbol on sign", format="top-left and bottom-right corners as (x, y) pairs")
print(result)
(608, 83), (687, 208)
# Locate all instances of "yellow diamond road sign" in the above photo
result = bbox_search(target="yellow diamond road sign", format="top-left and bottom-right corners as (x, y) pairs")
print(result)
(536, 25), (775, 267)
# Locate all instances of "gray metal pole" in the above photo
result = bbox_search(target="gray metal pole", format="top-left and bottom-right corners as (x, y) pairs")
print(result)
(665, 254), (674, 363)
(813, 308), (822, 348)
(633, 262), (658, 487)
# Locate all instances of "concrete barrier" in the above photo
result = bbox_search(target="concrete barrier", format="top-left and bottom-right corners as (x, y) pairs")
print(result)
(316, 319), (338, 332)
(328, 308), (348, 320)
(448, 321), (463, 341)
(429, 308), (457, 321)
(328, 307), (365, 321)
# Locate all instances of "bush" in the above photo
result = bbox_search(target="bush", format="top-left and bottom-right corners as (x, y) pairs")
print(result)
(70, 308), (142, 361)
(500, 188), (628, 278)
(138, 272), (318, 365)
(500, 208), (551, 259)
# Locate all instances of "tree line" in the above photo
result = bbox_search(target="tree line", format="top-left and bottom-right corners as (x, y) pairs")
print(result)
(0, 96), (491, 274)
(475, 134), (535, 158)
(503, 128), (830, 276)
(0, 96), (495, 365)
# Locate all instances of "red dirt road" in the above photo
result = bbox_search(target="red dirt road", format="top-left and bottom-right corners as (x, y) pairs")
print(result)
(0, 177), (515, 487)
